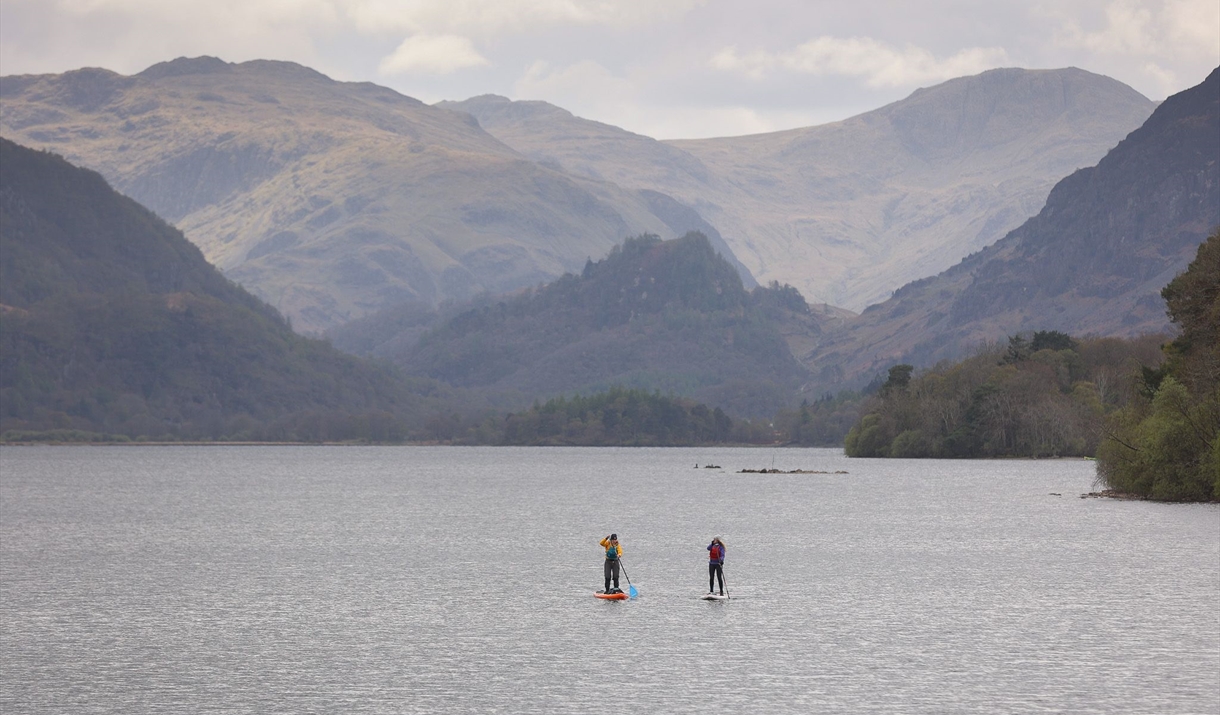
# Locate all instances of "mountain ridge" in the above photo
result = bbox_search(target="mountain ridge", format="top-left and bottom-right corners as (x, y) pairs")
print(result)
(802, 66), (1220, 387)
(1, 57), (750, 332)
(446, 67), (1155, 311)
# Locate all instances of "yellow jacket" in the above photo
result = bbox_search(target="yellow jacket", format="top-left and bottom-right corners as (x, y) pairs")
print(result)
(599, 537), (622, 559)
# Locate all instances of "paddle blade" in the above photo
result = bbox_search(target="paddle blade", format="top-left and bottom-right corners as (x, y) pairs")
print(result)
(628, 584), (638, 598)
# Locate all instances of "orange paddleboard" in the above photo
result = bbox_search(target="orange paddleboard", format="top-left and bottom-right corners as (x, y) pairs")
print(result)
(595, 591), (629, 600)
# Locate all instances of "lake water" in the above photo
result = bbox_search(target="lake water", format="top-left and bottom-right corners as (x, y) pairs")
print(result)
(1, 446), (1217, 714)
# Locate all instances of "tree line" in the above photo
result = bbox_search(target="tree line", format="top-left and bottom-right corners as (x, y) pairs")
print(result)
(498, 387), (733, 446)
(843, 230), (1218, 502)
(844, 330), (1165, 459)
(1096, 232), (1218, 501)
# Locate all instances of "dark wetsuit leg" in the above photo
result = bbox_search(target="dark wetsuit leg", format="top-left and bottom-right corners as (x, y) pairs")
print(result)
(605, 559), (620, 591)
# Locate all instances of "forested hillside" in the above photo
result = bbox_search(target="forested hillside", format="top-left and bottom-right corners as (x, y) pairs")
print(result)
(844, 331), (1165, 459)
(0, 138), (455, 441)
(335, 232), (821, 417)
(1097, 232), (1219, 501)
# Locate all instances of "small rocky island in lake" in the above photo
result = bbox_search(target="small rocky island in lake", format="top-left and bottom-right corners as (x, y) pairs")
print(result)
(738, 468), (848, 474)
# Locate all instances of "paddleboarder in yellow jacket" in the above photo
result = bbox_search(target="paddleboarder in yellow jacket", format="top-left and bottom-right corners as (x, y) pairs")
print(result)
(600, 534), (622, 594)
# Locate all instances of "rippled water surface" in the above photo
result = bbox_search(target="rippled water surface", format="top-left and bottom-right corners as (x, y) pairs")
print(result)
(1, 446), (1217, 714)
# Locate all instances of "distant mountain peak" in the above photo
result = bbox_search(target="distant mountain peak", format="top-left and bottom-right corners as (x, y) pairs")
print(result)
(872, 66), (1153, 162)
(137, 56), (233, 80)
(440, 94), (577, 123)
(136, 57), (344, 87)
(460, 94), (513, 104)
(233, 59), (337, 84)
(900, 65), (1147, 103)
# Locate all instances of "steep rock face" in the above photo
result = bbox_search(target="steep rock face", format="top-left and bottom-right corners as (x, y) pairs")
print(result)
(804, 67), (1220, 387)
(449, 69), (1155, 311)
(0, 58), (712, 331)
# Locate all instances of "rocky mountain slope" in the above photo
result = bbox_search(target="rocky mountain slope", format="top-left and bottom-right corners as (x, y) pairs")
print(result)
(803, 67), (1220, 387)
(0, 57), (744, 332)
(0, 137), (447, 440)
(445, 68), (1155, 310)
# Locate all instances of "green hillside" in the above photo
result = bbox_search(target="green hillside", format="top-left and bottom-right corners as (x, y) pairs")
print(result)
(0, 138), (448, 441)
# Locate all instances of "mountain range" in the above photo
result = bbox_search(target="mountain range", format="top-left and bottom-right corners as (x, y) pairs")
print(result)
(444, 67), (1155, 310)
(344, 67), (1220, 402)
(2, 57), (1214, 427)
(802, 67), (1220, 387)
(0, 57), (749, 332)
(2, 60), (1153, 334)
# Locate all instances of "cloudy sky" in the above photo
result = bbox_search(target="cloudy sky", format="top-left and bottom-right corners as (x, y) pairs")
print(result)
(2, 0), (1217, 138)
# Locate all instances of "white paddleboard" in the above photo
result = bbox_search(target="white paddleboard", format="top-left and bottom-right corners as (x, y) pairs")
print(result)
(700, 593), (729, 601)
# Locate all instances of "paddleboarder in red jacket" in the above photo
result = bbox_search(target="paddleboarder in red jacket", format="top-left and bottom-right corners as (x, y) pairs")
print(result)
(707, 537), (725, 596)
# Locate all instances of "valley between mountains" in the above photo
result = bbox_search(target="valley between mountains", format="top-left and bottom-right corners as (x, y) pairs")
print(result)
(1, 58), (1216, 442)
